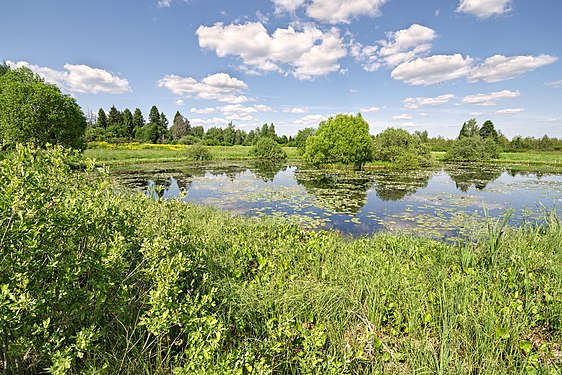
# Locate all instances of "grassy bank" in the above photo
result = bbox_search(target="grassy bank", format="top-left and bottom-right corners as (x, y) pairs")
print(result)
(84, 141), (299, 166)
(1, 146), (561, 374)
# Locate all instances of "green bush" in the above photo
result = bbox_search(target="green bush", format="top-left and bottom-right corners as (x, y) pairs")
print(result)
(251, 137), (287, 160)
(185, 143), (212, 160)
(177, 135), (201, 145)
(304, 113), (372, 165)
(445, 135), (499, 162)
(372, 128), (433, 169)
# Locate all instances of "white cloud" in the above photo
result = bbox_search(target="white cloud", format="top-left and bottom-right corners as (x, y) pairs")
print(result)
(457, 0), (512, 18)
(295, 114), (328, 125)
(360, 106), (381, 113)
(220, 104), (273, 115)
(391, 54), (473, 85)
(197, 22), (346, 80)
(496, 108), (523, 115)
(546, 79), (562, 88)
(461, 89), (520, 106)
(157, 73), (248, 103)
(393, 114), (414, 120)
(190, 107), (216, 114)
(403, 94), (455, 109)
(541, 118), (558, 123)
(469, 112), (485, 116)
(353, 24), (437, 71)
(306, 0), (387, 24)
(157, 0), (172, 7)
(272, 0), (306, 14)
(283, 107), (308, 113)
(190, 117), (229, 127)
(470, 54), (558, 83)
(7, 60), (131, 94)
(175, 99), (184, 106)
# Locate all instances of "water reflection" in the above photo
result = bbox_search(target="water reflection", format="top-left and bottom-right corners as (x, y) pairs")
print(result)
(444, 164), (502, 192)
(371, 170), (433, 201)
(251, 161), (287, 182)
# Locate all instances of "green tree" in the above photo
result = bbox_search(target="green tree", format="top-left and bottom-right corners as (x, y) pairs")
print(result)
(304, 113), (372, 165)
(132, 108), (145, 129)
(148, 105), (161, 126)
(122, 108), (133, 138)
(372, 128), (433, 169)
(458, 119), (479, 139)
(223, 122), (236, 146)
(97, 108), (108, 129)
(0, 66), (86, 149)
(251, 137), (287, 160)
(267, 123), (278, 141)
(171, 111), (190, 140)
(203, 127), (224, 145)
(107, 105), (122, 128)
(190, 125), (204, 139)
(479, 120), (498, 140)
(293, 127), (315, 154)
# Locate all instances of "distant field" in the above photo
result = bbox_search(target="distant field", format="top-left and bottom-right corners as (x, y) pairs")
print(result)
(84, 142), (300, 165)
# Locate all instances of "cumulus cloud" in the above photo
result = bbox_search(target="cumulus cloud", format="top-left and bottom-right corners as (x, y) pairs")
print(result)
(197, 22), (346, 80)
(220, 104), (273, 115)
(272, 0), (306, 13)
(457, 0), (512, 18)
(190, 117), (229, 127)
(360, 106), (381, 113)
(546, 79), (562, 88)
(352, 24), (437, 72)
(190, 107), (216, 114)
(157, 73), (248, 103)
(7, 60), (131, 94)
(403, 94), (455, 109)
(461, 89), (520, 106)
(175, 99), (185, 106)
(283, 107), (308, 113)
(393, 114), (414, 120)
(391, 54), (473, 85)
(306, 0), (387, 24)
(470, 55), (557, 83)
(496, 108), (523, 115)
(157, 0), (172, 7)
(295, 114), (328, 125)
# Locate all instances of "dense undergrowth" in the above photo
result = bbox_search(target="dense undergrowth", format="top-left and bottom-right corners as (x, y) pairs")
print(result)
(1, 146), (561, 374)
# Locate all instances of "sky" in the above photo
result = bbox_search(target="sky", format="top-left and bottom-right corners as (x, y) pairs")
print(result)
(1, 0), (562, 138)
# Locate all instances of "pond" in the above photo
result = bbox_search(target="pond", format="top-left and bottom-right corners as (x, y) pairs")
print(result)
(113, 161), (562, 238)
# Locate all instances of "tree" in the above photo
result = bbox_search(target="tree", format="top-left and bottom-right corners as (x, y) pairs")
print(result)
(148, 105), (161, 126)
(171, 111), (190, 140)
(122, 108), (133, 138)
(132, 108), (145, 129)
(0, 66), (86, 149)
(97, 108), (108, 129)
(160, 111), (168, 129)
(191, 126), (204, 139)
(479, 120), (498, 140)
(267, 123), (277, 141)
(458, 119), (479, 139)
(107, 105), (122, 128)
(304, 113), (372, 165)
(372, 128), (433, 169)
(251, 137), (287, 160)
(0, 61), (9, 76)
(445, 136), (499, 162)
(223, 122), (236, 146)
(293, 127), (315, 154)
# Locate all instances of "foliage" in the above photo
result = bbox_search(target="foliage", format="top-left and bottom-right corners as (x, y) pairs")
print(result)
(0, 66), (86, 149)
(251, 136), (287, 160)
(458, 118), (480, 139)
(372, 128), (433, 169)
(185, 143), (212, 160)
(445, 135), (499, 161)
(177, 135), (201, 145)
(0, 145), (561, 373)
(480, 120), (498, 140)
(171, 111), (191, 140)
(304, 113), (373, 165)
(293, 127), (315, 154)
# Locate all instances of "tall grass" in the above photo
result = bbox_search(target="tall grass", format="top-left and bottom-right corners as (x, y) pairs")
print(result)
(1, 146), (560, 374)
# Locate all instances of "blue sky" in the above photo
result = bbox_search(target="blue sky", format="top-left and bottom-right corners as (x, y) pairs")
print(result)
(2, 0), (561, 138)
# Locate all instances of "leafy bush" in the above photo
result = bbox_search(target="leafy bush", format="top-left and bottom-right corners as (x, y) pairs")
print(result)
(177, 135), (201, 145)
(185, 143), (212, 160)
(251, 137), (287, 160)
(304, 113), (372, 165)
(372, 128), (433, 169)
(445, 135), (499, 162)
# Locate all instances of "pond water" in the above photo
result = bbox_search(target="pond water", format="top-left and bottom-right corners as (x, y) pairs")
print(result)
(114, 161), (561, 238)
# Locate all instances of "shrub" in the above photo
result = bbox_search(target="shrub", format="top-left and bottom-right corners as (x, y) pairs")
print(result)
(185, 143), (212, 160)
(251, 137), (287, 160)
(304, 113), (372, 165)
(177, 135), (201, 145)
(372, 128), (433, 169)
(445, 135), (499, 162)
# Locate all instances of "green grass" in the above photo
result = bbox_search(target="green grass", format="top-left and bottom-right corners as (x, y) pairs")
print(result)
(84, 142), (299, 166)
(2, 145), (561, 374)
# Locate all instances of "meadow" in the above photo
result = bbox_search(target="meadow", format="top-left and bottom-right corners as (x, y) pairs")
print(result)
(1, 145), (560, 374)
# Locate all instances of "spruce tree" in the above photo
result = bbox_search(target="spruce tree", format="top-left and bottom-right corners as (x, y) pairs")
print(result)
(97, 108), (108, 129)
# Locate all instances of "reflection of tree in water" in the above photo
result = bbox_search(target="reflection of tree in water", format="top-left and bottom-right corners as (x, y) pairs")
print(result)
(444, 164), (502, 192)
(371, 170), (433, 201)
(295, 168), (371, 214)
(251, 161), (287, 182)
